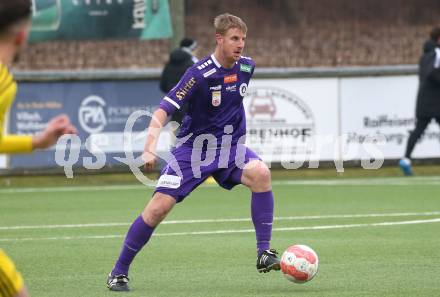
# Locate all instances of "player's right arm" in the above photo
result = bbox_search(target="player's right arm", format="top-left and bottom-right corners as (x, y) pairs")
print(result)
(143, 67), (201, 171)
(143, 108), (168, 171)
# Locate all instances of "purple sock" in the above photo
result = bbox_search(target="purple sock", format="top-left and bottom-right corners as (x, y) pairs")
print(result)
(251, 191), (274, 256)
(112, 215), (155, 276)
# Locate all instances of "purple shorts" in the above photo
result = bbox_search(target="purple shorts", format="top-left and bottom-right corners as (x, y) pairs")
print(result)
(155, 144), (260, 202)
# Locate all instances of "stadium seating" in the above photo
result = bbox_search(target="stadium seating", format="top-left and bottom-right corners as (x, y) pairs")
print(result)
(15, 0), (440, 70)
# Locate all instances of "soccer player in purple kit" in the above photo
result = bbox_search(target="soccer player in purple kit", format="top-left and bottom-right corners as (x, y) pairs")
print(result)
(107, 13), (280, 291)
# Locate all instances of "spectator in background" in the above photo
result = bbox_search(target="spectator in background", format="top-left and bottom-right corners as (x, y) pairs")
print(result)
(160, 38), (199, 125)
(399, 27), (440, 176)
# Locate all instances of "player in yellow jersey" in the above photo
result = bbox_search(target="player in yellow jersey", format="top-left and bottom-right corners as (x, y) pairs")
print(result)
(0, 1), (76, 296)
(0, 1), (76, 154)
(0, 250), (27, 297)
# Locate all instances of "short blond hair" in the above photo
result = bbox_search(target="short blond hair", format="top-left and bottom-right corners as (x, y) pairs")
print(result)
(214, 13), (247, 35)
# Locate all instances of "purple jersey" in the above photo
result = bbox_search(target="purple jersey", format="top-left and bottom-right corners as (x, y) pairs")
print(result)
(159, 54), (255, 148)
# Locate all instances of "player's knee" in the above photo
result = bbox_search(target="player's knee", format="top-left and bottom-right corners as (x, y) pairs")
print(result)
(142, 206), (168, 226)
(142, 194), (176, 226)
(256, 164), (271, 184)
(142, 203), (172, 226)
(248, 161), (271, 186)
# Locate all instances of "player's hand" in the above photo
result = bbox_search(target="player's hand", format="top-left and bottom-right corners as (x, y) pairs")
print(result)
(32, 114), (77, 150)
(142, 150), (157, 172)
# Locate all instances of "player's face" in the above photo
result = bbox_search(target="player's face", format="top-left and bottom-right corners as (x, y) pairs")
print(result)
(218, 27), (246, 63)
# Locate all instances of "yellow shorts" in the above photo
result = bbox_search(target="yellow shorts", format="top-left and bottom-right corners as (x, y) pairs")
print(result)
(0, 249), (24, 297)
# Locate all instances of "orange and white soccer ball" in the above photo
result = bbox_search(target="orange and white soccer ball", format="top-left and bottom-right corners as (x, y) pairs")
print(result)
(280, 244), (319, 283)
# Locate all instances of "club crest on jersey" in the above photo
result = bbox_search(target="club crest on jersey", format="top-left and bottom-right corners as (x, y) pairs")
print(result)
(224, 74), (237, 84)
(239, 83), (248, 97)
(240, 64), (252, 73)
(212, 91), (221, 107)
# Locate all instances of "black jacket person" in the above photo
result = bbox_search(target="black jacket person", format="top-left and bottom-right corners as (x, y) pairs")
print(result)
(160, 38), (198, 125)
(416, 40), (440, 118)
(399, 27), (440, 175)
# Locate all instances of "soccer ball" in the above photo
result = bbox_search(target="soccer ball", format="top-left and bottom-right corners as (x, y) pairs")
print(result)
(280, 244), (319, 283)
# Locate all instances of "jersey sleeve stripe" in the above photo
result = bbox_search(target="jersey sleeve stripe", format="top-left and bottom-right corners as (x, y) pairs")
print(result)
(164, 96), (181, 110)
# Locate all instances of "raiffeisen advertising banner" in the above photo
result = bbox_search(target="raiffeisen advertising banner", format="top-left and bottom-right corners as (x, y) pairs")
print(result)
(29, 0), (173, 42)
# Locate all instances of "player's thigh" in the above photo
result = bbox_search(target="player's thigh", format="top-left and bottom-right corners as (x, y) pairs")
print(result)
(155, 146), (213, 202)
(213, 145), (264, 189)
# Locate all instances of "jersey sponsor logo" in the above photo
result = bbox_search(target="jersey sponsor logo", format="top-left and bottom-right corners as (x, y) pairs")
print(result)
(209, 84), (222, 91)
(157, 174), (182, 189)
(203, 68), (217, 78)
(240, 64), (252, 73)
(175, 77), (196, 100)
(239, 83), (248, 97)
(224, 74), (237, 84)
(197, 60), (213, 70)
(226, 84), (237, 92)
(212, 91), (221, 107)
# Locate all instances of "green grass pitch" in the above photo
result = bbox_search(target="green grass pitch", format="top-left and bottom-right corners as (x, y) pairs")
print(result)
(1, 176), (440, 297)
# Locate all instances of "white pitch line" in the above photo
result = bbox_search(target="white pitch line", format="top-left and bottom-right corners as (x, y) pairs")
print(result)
(272, 178), (440, 186)
(0, 218), (439, 242)
(2, 211), (440, 231)
(0, 184), (144, 194)
(1, 176), (440, 194)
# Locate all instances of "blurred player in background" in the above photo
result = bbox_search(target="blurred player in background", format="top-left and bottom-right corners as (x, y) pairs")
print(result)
(399, 27), (440, 176)
(107, 13), (280, 291)
(160, 38), (199, 126)
(0, 1), (77, 296)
